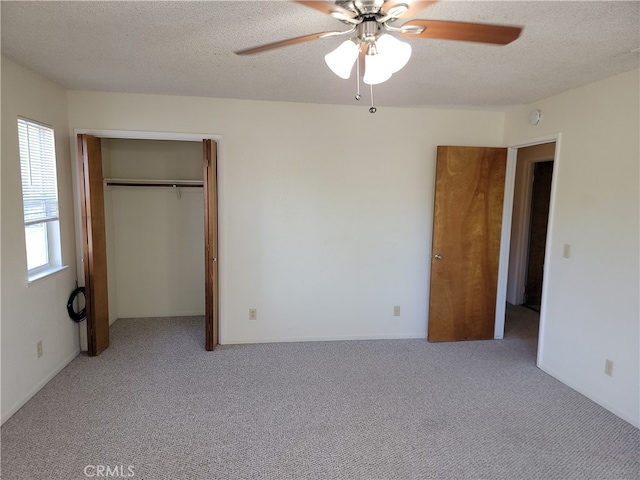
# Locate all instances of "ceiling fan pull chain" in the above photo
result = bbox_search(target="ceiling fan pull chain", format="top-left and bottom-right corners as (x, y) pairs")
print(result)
(355, 49), (362, 101)
(369, 84), (377, 114)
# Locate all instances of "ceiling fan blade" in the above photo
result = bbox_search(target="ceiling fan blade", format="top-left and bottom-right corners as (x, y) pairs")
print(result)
(295, 1), (357, 20)
(385, 1), (438, 19)
(400, 19), (522, 45)
(235, 31), (340, 55)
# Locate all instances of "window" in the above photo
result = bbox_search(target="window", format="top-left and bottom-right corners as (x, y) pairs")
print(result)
(18, 118), (63, 280)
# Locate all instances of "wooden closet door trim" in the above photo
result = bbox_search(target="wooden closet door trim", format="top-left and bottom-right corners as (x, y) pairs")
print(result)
(77, 134), (110, 355)
(203, 139), (218, 350)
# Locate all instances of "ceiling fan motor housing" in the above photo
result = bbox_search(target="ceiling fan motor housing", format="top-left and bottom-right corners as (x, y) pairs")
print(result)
(360, 19), (381, 45)
(348, 0), (386, 16)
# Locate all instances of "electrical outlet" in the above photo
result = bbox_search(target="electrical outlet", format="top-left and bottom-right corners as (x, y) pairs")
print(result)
(249, 308), (257, 321)
(393, 306), (401, 317)
(563, 244), (571, 258)
(605, 359), (614, 376)
(37, 340), (43, 358)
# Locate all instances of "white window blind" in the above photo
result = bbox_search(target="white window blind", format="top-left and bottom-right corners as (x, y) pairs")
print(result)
(18, 118), (59, 225)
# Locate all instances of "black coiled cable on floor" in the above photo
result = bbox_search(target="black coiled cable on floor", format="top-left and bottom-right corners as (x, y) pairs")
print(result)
(67, 286), (86, 323)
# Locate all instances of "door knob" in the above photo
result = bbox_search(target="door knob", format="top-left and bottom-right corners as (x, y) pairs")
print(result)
(434, 253), (443, 260)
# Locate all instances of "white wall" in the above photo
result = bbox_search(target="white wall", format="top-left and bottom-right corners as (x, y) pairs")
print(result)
(101, 141), (119, 324)
(504, 69), (640, 427)
(1, 56), (80, 423)
(102, 139), (204, 319)
(67, 91), (505, 344)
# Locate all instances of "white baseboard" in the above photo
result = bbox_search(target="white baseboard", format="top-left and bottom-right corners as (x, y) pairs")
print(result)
(538, 362), (639, 428)
(1, 348), (81, 425)
(220, 333), (423, 345)
(116, 311), (204, 319)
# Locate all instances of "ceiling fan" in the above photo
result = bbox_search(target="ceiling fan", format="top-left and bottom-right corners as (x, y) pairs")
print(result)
(236, 0), (522, 112)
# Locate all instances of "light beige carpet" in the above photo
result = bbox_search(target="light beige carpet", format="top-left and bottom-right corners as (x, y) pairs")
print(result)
(1, 305), (638, 479)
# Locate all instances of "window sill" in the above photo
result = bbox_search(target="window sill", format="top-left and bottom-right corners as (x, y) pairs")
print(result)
(27, 265), (69, 286)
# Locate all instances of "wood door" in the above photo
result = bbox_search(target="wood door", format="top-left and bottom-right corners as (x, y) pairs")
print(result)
(428, 146), (507, 342)
(524, 161), (554, 308)
(77, 134), (110, 355)
(203, 139), (218, 350)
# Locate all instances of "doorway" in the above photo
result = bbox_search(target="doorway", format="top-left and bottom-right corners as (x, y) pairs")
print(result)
(505, 142), (556, 310)
(75, 130), (220, 354)
(523, 160), (554, 310)
(495, 138), (558, 364)
(494, 133), (561, 365)
(426, 141), (557, 346)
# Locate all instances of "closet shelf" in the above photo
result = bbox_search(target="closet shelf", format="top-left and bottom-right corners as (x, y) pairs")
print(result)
(104, 178), (203, 188)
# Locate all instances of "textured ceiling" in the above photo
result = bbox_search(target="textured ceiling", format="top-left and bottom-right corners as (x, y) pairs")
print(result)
(2, 1), (639, 109)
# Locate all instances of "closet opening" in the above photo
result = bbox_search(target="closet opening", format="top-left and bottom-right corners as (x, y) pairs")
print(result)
(76, 132), (219, 355)
(103, 138), (205, 322)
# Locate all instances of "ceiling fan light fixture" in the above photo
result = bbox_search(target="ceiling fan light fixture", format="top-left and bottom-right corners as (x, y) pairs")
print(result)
(324, 39), (359, 79)
(376, 34), (412, 74)
(363, 51), (392, 85)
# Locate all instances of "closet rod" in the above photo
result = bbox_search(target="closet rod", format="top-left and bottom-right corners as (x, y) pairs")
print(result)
(104, 178), (203, 188)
